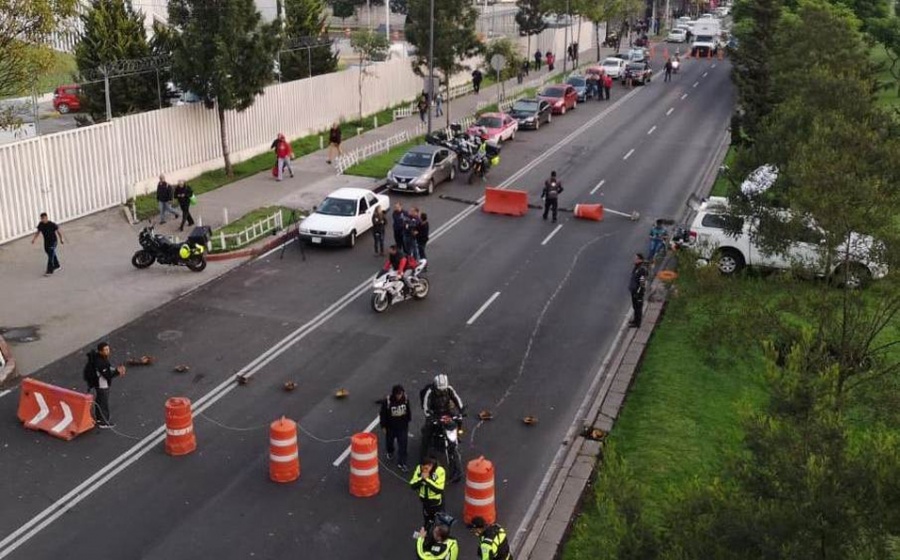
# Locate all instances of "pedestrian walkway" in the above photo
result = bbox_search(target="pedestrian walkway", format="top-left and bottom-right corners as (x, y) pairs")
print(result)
(0, 46), (606, 379)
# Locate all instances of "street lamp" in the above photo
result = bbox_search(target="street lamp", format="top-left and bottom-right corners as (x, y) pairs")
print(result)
(562, 0), (570, 73)
(427, 0), (435, 134)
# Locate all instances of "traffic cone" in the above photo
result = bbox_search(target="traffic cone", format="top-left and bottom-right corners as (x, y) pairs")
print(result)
(164, 397), (197, 456)
(349, 432), (380, 497)
(463, 456), (496, 526)
(574, 204), (604, 221)
(269, 417), (300, 483)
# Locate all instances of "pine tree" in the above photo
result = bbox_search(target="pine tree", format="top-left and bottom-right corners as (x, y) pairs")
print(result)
(169, 0), (280, 177)
(515, 0), (547, 66)
(280, 0), (337, 81)
(74, 0), (158, 122)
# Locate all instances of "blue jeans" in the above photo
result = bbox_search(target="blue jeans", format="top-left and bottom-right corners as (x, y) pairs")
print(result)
(648, 239), (665, 260)
(158, 201), (178, 222)
(44, 244), (59, 274)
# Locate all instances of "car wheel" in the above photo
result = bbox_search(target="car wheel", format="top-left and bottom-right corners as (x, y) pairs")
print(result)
(348, 230), (357, 248)
(547, 113), (552, 124)
(535, 118), (540, 130)
(57, 103), (70, 114)
(716, 249), (745, 275)
(510, 130), (515, 141)
(561, 105), (566, 115)
(427, 179), (434, 194)
(449, 166), (456, 181)
(573, 99), (577, 110)
(834, 262), (871, 289)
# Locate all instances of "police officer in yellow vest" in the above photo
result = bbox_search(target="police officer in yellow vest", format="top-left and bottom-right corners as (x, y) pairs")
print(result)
(409, 456), (447, 530)
(416, 524), (459, 560)
(471, 516), (512, 560)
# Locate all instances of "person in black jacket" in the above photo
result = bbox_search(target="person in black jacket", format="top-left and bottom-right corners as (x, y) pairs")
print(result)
(173, 181), (195, 232)
(541, 171), (564, 222)
(628, 253), (649, 328)
(392, 202), (407, 247)
(83, 342), (126, 428)
(156, 175), (179, 224)
(417, 212), (430, 259)
(380, 384), (412, 472)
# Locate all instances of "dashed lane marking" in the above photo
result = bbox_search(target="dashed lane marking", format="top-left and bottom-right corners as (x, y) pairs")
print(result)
(590, 179), (605, 195)
(466, 291), (502, 325)
(540, 225), (563, 247)
(623, 148), (635, 160)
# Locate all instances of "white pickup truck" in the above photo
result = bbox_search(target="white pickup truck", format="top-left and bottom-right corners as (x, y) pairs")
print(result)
(689, 197), (888, 288)
(691, 20), (721, 56)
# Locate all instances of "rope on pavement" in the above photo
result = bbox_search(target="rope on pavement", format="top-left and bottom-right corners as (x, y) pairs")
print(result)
(295, 423), (351, 444)
(198, 411), (352, 444)
(108, 426), (143, 440)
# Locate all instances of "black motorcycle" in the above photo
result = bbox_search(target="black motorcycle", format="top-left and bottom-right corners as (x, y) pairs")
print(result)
(131, 226), (207, 272)
(422, 414), (464, 482)
(467, 143), (501, 185)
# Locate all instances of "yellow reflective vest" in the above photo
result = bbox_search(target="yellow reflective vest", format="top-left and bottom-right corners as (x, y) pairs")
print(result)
(416, 536), (459, 560)
(409, 464), (446, 505)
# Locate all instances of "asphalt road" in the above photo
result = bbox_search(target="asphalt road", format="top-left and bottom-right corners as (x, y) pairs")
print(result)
(0, 55), (734, 559)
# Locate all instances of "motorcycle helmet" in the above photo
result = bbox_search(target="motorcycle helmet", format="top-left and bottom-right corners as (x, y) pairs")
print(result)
(434, 374), (449, 390)
(179, 244), (191, 259)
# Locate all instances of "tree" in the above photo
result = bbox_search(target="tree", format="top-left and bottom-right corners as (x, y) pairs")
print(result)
(169, 0), (280, 177)
(482, 38), (524, 82)
(74, 0), (159, 122)
(515, 0), (547, 65)
(405, 0), (480, 126)
(280, 0), (337, 81)
(869, 17), (900, 97)
(331, 0), (356, 25)
(0, 0), (78, 129)
(350, 29), (389, 122)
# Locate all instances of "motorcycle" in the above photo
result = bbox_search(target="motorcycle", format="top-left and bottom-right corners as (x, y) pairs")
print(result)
(672, 58), (681, 74)
(131, 226), (207, 272)
(669, 225), (694, 251)
(371, 259), (430, 313)
(422, 414), (464, 482)
(467, 143), (501, 185)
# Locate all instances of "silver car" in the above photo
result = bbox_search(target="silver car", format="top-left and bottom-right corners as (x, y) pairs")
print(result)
(387, 144), (458, 195)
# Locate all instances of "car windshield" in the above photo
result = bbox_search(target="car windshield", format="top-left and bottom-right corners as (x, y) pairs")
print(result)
(602, 60), (619, 67)
(317, 197), (358, 216)
(696, 35), (714, 42)
(627, 63), (645, 70)
(566, 77), (586, 87)
(513, 101), (539, 112)
(398, 151), (433, 168)
(541, 87), (564, 98)
(476, 116), (503, 128)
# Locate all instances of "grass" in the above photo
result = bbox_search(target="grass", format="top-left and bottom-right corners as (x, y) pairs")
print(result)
(13, 49), (76, 96)
(343, 137), (423, 178)
(209, 206), (298, 252)
(130, 101), (413, 220)
(710, 145), (737, 197)
(871, 43), (900, 111)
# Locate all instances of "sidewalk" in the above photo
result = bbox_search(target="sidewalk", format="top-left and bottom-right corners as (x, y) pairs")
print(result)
(0, 46), (604, 379)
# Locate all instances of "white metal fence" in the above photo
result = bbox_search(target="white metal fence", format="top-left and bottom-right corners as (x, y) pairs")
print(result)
(211, 209), (285, 252)
(334, 130), (412, 174)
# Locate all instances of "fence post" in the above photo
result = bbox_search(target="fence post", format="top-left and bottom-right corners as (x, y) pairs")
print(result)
(374, 116), (378, 128)
(223, 208), (229, 226)
(320, 136), (324, 150)
(219, 231), (226, 251)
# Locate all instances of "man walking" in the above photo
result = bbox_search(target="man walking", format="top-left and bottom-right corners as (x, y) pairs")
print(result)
(541, 171), (564, 222)
(434, 91), (443, 117)
(380, 384), (412, 472)
(31, 212), (64, 276)
(664, 58), (673, 82)
(603, 72), (613, 100)
(472, 69), (483, 94)
(83, 342), (126, 428)
(271, 133), (294, 181)
(156, 175), (179, 224)
(628, 253), (649, 328)
(471, 517), (512, 560)
(410, 456), (447, 531)
(174, 181), (195, 232)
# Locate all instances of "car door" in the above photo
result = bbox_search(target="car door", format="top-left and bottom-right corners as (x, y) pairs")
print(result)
(433, 150), (449, 182)
(566, 86), (576, 107)
(503, 116), (515, 139)
(540, 101), (550, 122)
(356, 196), (371, 233)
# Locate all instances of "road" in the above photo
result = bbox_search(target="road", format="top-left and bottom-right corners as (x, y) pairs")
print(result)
(0, 54), (733, 559)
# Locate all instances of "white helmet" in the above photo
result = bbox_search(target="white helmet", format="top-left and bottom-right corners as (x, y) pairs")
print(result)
(434, 374), (449, 390)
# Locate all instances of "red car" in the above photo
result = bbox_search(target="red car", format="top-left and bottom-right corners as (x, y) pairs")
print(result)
(52, 84), (81, 114)
(538, 85), (578, 115)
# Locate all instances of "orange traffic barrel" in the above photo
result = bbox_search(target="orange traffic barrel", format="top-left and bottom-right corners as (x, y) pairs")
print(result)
(463, 456), (496, 525)
(269, 417), (300, 483)
(574, 204), (604, 222)
(349, 432), (380, 497)
(164, 397), (197, 456)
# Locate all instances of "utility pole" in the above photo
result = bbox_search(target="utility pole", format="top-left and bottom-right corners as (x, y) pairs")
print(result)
(427, 0), (434, 134)
(562, 0), (570, 73)
(102, 66), (112, 122)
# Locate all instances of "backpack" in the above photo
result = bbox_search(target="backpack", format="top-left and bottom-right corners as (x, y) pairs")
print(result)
(83, 352), (97, 389)
(419, 382), (435, 410)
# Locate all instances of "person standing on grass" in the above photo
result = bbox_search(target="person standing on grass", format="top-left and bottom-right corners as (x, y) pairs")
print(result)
(372, 206), (387, 256)
(628, 253), (649, 328)
(271, 133), (294, 181)
(174, 181), (195, 232)
(31, 212), (64, 276)
(327, 123), (342, 164)
(156, 175), (179, 224)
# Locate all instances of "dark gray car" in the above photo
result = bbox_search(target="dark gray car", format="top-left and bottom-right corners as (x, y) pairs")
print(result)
(565, 76), (589, 102)
(508, 98), (552, 130)
(387, 144), (458, 195)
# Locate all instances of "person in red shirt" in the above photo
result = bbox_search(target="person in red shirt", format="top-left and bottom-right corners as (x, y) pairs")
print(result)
(602, 72), (613, 100)
(383, 245), (415, 294)
(271, 133), (294, 181)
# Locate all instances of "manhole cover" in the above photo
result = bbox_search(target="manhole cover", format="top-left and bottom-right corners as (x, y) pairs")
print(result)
(0, 326), (40, 343)
(157, 330), (183, 342)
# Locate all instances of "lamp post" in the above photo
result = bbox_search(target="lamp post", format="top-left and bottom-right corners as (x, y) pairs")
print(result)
(427, 0), (435, 134)
(562, 0), (570, 73)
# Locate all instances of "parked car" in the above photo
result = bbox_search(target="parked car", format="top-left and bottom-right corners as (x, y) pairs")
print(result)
(538, 85), (578, 114)
(508, 98), (552, 130)
(467, 112), (518, 143)
(565, 75), (589, 102)
(667, 28), (688, 42)
(0, 334), (16, 384)
(52, 85), (81, 114)
(622, 61), (652, 85)
(387, 144), (458, 195)
(298, 188), (390, 247)
(689, 196), (888, 287)
(627, 48), (647, 62)
(600, 57), (627, 79)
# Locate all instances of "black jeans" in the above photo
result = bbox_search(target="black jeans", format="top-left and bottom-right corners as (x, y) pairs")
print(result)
(393, 227), (403, 247)
(93, 387), (111, 424)
(44, 244), (60, 274)
(543, 198), (559, 221)
(385, 425), (409, 466)
(631, 293), (644, 326)
(373, 230), (384, 254)
(422, 501), (444, 531)
(417, 240), (427, 259)
(179, 204), (194, 230)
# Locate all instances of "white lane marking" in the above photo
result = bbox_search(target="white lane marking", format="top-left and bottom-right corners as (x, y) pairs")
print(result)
(332, 415), (381, 467)
(666, 107), (674, 116)
(692, 81), (699, 88)
(589, 179), (605, 195)
(703, 71), (709, 78)
(623, 148), (635, 160)
(466, 291), (502, 325)
(681, 93), (688, 100)
(0, 389), (13, 399)
(259, 237), (296, 260)
(711, 63), (717, 68)
(0, 67), (653, 560)
(647, 125), (656, 135)
(540, 225), (563, 247)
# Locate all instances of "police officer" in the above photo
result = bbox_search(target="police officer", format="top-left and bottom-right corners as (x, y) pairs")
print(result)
(628, 253), (649, 328)
(471, 517), (512, 560)
(379, 384), (411, 472)
(541, 171), (564, 222)
(410, 456), (447, 531)
(416, 524), (459, 560)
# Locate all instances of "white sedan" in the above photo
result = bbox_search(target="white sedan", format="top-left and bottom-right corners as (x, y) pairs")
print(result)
(667, 28), (688, 43)
(600, 57), (627, 78)
(299, 187), (390, 247)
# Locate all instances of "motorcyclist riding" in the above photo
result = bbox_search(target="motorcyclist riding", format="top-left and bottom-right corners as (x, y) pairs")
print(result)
(383, 244), (415, 294)
(420, 374), (465, 479)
